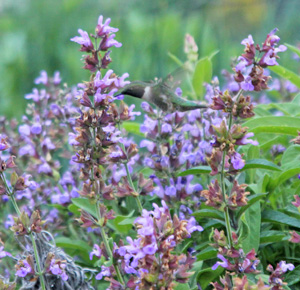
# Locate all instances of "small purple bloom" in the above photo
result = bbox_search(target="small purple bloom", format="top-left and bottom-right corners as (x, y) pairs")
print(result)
(186, 217), (203, 235)
(212, 254), (229, 270)
(90, 244), (102, 260)
(95, 265), (111, 280)
(241, 77), (254, 91)
(231, 152), (245, 170)
(53, 71), (61, 85)
(0, 246), (12, 259)
(96, 15), (119, 37)
(34, 70), (48, 85)
(16, 260), (32, 278)
(70, 29), (94, 51)
(278, 261), (295, 273)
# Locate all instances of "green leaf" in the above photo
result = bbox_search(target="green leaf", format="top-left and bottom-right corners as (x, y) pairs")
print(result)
(196, 247), (217, 261)
(242, 159), (281, 172)
(285, 43), (300, 58)
(122, 121), (144, 137)
(237, 193), (267, 219)
(281, 145), (300, 169)
(286, 265), (300, 286)
(103, 258), (113, 267)
(255, 103), (300, 116)
(262, 209), (300, 229)
(197, 267), (224, 289)
(55, 237), (92, 252)
(260, 230), (286, 244)
(108, 210), (136, 234)
(240, 201), (261, 253)
(68, 204), (80, 215)
(193, 209), (225, 221)
(167, 51), (184, 66)
(208, 50), (219, 60)
(238, 213), (250, 244)
(292, 92), (300, 104)
(268, 167), (300, 192)
(71, 198), (97, 218)
(192, 57), (212, 98)
(243, 116), (300, 136)
(269, 65), (300, 88)
(177, 166), (211, 177)
(174, 283), (190, 290)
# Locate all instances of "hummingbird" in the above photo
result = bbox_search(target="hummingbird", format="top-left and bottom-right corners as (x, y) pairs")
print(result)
(115, 78), (208, 113)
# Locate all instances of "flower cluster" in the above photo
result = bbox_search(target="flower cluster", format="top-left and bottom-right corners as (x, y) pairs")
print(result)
(267, 261), (295, 290)
(234, 28), (286, 91)
(115, 201), (202, 289)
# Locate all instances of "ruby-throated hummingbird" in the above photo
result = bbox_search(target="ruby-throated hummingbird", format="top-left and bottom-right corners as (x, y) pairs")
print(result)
(115, 78), (208, 113)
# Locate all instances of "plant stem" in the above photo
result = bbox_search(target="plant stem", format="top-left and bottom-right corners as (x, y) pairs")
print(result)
(30, 233), (46, 290)
(117, 122), (143, 214)
(220, 89), (243, 248)
(220, 150), (234, 248)
(0, 173), (46, 290)
(96, 201), (125, 286)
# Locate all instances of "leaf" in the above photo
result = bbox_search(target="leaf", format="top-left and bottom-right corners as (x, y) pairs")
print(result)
(68, 204), (80, 215)
(269, 65), (300, 88)
(255, 103), (300, 116)
(292, 92), (300, 104)
(238, 214), (250, 244)
(243, 116), (300, 136)
(285, 265), (300, 286)
(268, 167), (300, 192)
(108, 210), (136, 234)
(167, 52), (184, 66)
(174, 283), (190, 290)
(237, 193), (267, 219)
(262, 209), (300, 229)
(122, 121), (144, 137)
(71, 198), (97, 218)
(240, 201), (261, 253)
(281, 145), (300, 170)
(208, 50), (219, 60)
(196, 247), (217, 261)
(285, 43), (300, 58)
(192, 57), (212, 98)
(241, 159), (281, 172)
(177, 166), (211, 177)
(260, 230), (286, 244)
(55, 237), (92, 252)
(193, 209), (225, 221)
(197, 267), (224, 289)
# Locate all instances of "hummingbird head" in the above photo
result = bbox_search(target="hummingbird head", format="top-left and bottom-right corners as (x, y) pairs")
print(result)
(117, 83), (146, 99)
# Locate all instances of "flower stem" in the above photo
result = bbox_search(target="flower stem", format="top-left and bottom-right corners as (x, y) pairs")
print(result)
(220, 89), (244, 248)
(117, 122), (143, 214)
(96, 201), (125, 286)
(0, 173), (46, 290)
(30, 233), (46, 290)
(220, 150), (234, 248)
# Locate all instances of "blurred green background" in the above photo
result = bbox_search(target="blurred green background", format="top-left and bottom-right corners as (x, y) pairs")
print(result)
(1, 0), (300, 118)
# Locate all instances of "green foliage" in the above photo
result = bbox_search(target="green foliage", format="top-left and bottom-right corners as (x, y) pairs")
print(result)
(269, 65), (300, 88)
